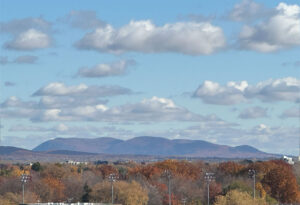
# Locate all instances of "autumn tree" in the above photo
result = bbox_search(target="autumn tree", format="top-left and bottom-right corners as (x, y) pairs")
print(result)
(214, 190), (267, 205)
(90, 181), (112, 203)
(98, 165), (118, 179)
(115, 180), (149, 205)
(261, 161), (300, 203)
(90, 180), (148, 205)
(42, 176), (66, 202)
(218, 162), (245, 176)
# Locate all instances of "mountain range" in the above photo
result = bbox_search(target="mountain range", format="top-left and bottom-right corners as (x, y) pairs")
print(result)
(32, 136), (276, 158)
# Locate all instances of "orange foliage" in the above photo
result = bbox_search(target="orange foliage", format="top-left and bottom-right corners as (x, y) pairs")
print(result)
(261, 160), (300, 203)
(43, 176), (65, 201)
(130, 160), (202, 180)
(98, 165), (118, 178)
(129, 165), (162, 180)
(218, 161), (245, 175)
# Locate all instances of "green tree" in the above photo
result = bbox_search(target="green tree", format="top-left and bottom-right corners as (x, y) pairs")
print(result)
(31, 162), (42, 172)
(81, 183), (92, 202)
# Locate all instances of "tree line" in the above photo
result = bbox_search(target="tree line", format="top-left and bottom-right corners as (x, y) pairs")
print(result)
(0, 159), (299, 205)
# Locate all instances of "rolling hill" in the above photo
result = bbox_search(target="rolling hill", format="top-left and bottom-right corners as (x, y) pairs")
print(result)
(33, 136), (276, 158)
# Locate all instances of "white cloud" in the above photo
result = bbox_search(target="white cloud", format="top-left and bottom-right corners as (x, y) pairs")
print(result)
(1, 17), (52, 51)
(238, 2), (300, 52)
(77, 60), (135, 78)
(33, 82), (133, 97)
(5, 29), (51, 50)
(194, 77), (300, 105)
(247, 77), (300, 102)
(228, 0), (267, 22)
(238, 106), (268, 119)
(193, 80), (248, 105)
(75, 20), (226, 55)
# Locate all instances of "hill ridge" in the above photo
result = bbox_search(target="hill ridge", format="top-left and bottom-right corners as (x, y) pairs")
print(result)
(32, 136), (274, 158)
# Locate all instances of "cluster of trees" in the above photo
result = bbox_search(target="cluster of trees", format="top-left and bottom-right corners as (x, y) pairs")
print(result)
(0, 159), (299, 205)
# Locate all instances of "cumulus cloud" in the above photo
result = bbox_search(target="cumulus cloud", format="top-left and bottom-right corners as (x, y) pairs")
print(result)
(75, 20), (226, 55)
(0, 17), (52, 50)
(194, 77), (300, 105)
(62, 10), (106, 30)
(238, 106), (268, 119)
(33, 82), (133, 97)
(193, 80), (248, 105)
(77, 60), (135, 78)
(238, 2), (300, 52)
(228, 0), (268, 22)
(280, 106), (300, 118)
(5, 29), (51, 50)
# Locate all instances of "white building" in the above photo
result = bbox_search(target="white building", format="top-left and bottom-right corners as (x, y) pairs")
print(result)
(283, 155), (294, 165)
(64, 160), (88, 165)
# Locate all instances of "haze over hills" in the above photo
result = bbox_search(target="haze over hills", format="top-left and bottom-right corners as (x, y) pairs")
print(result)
(33, 136), (276, 158)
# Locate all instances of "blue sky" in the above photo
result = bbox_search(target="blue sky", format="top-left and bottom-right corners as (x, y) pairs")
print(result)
(0, 0), (299, 155)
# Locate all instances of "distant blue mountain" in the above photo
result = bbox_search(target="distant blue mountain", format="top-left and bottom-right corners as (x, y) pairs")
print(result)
(33, 136), (276, 158)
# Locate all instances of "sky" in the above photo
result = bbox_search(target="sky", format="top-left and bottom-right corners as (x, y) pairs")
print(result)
(0, 0), (299, 155)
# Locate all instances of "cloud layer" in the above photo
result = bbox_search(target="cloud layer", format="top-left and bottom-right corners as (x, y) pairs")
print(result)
(238, 106), (268, 119)
(77, 60), (135, 78)
(280, 106), (300, 118)
(194, 77), (300, 105)
(238, 2), (300, 52)
(33, 82), (132, 97)
(76, 20), (226, 55)
(1, 95), (207, 123)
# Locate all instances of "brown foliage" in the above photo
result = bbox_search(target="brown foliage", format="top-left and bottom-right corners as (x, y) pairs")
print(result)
(261, 160), (300, 203)
(42, 176), (66, 202)
(98, 165), (118, 179)
(129, 160), (202, 181)
(218, 161), (245, 176)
